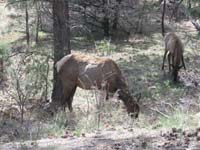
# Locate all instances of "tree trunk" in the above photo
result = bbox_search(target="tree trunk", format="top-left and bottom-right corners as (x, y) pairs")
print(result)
(187, 0), (191, 9)
(51, 0), (71, 108)
(83, 3), (87, 25)
(25, 1), (30, 46)
(161, 0), (166, 37)
(103, 17), (109, 38)
(102, 0), (110, 38)
(35, 1), (40, 44)
(136, 1), (146, 34)
(112, 0), (122, 30)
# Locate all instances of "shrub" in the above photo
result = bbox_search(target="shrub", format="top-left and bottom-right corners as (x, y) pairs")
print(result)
(95, 39), (117, 56)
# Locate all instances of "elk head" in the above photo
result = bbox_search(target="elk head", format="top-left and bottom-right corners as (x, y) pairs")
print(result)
(117, 89), (140, 118)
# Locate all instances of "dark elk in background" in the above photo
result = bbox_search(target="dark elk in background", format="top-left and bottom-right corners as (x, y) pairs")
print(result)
(162, 32), (186, 82)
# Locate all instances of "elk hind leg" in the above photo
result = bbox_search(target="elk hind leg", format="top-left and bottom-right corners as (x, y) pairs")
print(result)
(168, 53), (171, 72)
(182, 55), (186, 70)
(63, 84), (77, 112)
(67, 86), (77, 112)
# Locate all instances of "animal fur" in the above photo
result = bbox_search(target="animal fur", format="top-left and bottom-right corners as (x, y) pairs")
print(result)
(54, 53), (140, 118)
(162, 32), (186, 81)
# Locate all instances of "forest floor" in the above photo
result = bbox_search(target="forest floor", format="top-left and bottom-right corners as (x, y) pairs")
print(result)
(1, 1), (200, 150)
(1, 127), (200, 150)
(0, 28), (200, 150)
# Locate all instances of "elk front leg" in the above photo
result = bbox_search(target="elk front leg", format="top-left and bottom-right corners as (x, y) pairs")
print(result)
(162, 50), (168, 70)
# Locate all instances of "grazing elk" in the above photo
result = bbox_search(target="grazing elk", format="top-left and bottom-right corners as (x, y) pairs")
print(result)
(51, 53), (140, 118)
(162, 32), (186, 81)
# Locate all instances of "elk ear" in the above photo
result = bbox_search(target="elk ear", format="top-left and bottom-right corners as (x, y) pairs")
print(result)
(135, 93), (141, 102)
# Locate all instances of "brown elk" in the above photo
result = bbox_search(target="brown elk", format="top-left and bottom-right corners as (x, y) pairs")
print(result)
(51, 53), (140, 118)
(162, 32), (186, 81)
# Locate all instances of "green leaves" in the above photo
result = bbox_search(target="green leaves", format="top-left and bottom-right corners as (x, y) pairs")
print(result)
(190, 6), (200, 18)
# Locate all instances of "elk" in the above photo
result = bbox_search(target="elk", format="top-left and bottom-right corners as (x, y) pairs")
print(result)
(162, 32), (186, 81)
(50, 53), (140, 118)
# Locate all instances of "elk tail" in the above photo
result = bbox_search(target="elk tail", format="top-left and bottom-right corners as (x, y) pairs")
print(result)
(56, 54), (73, 73)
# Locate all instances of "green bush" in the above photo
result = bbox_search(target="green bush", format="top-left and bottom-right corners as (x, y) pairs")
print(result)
(95, 39), (117, 56)
(158, 109), (198, 129)
(0, 42), (11, 79)
(0, 42), (10, 60)
(190, 6), (200, 18)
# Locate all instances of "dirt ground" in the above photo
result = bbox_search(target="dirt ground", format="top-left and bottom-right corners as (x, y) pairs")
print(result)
(1, 127), (200, 150)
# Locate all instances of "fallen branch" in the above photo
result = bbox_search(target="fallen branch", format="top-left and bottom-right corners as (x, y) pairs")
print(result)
(163, 102), (176, 111)
(150, 108), (170, 119)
